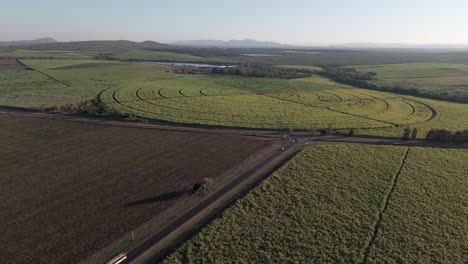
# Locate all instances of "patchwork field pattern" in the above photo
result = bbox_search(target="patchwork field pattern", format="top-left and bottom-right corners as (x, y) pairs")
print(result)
(163, 145), (467, 263)
(351, 63), (468, 103)
(2, 59), (468, 137)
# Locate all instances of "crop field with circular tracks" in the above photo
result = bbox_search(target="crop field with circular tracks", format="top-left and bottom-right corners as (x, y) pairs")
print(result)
(4, 59), (468, 137)
(100, 77), (436, 131)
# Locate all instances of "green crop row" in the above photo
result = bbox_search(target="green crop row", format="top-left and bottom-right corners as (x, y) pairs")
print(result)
(163, 145), (467, 263)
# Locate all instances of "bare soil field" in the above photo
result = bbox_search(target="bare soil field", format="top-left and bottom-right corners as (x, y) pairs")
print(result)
(0, 59), (27, 70)
(0, 113), (271, 264)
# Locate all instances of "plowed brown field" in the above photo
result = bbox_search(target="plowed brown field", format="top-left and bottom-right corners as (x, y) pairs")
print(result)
(0, 113), (270, 264)
(0, 59), (27, 70)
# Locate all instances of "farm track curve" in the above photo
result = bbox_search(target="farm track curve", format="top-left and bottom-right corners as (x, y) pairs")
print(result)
(258, 93), (396, 128)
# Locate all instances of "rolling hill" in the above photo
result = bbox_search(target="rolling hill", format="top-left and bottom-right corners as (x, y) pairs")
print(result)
(20, 40), (170, 52)
(0, 38), (57, 46)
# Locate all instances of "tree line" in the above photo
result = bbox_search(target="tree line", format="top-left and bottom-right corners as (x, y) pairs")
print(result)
(400, 127), (468, 143)
(319, 66), (468, 104)
(426, 129), (468, 143)
(212, 64), (312, 79)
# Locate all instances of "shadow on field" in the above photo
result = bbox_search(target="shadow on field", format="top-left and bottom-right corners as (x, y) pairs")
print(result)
(124, 190), (193, 207)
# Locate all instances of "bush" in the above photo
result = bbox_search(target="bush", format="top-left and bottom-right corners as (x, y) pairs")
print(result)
(59, 99), (105, 115)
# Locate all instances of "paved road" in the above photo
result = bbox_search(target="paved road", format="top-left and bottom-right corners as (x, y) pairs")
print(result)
(1, 108), (467, 149)
(0, 108), (278, 137)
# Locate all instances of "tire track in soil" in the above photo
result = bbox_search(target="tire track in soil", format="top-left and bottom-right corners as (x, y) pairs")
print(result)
(105, 87), (439, 130)
(178, 89), (186, 97)
(111, 88), (281, 127)
(258, 93), (396, 129)
(112, 87), (226, 124)
(361, 147), (410, 264)
(137, 88), (277, 119)
(321, 91), (343, 102)
(344, 90), (391, 112)
(199, 89), (208, 96)
(404, 98), (439, 125)
(402, 100), (416, 116)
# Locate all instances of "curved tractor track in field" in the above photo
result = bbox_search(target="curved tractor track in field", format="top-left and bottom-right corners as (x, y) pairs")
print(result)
(107, 87), (283, 128)
(99, 85), (439, 130)
(404, 98), (439, 124)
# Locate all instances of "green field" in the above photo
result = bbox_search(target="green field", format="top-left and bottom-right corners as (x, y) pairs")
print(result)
(0, 59), (169, 108)
(0, 49), (97, 59)
(163, 145), (467, 263)
(1, 59), (467, 137)
(0, 67), (75, 108)
(109, 50), (236, 63)
(278, 64), (323, 72)
(350, 63), (468, 103)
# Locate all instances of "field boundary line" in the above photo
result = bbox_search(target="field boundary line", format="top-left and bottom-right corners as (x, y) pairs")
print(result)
(361, 147), (410, 264)
(17, 59), (70, 87)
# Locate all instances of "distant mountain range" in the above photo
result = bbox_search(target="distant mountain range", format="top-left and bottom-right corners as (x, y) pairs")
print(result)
(328, 43), (468, 49)
(0, 37), (57, 46)
(11, 39), (169, 52)
(171, 39), (291, 48)
(2, 37), (468, 51)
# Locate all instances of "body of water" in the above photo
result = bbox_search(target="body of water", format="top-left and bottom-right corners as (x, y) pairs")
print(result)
(143, 61), (230, 68)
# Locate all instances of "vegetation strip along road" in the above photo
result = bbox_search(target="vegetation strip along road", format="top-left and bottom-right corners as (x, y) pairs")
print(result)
(124, 141), (300, 263)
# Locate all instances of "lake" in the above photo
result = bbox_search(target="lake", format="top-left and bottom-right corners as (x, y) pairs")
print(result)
(142, 62), (230, 68)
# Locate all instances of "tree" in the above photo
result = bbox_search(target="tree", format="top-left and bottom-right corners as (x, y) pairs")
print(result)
(452, 131), (464, 142)
(426, 129), (453, 142)
(348, 129), (355, 137)
(326, 124), (334, 135)
(192, 177), (215, 194)
(402, 127), (411, 140)
(410, 128), (418, 140)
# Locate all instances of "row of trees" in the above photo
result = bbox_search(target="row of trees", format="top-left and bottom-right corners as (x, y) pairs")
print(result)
(320, 66), (468, 104)
(426, 129), (468, 143)
(402, 127), (419, 140)
(399, 127), (468, 143)
(212, 64), (312, 79)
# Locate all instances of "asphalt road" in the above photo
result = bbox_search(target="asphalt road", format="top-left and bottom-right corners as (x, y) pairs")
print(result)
(1, 108), (467, 149)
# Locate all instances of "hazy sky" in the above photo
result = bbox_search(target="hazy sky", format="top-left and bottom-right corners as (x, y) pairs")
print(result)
(1, 0), (467, 44)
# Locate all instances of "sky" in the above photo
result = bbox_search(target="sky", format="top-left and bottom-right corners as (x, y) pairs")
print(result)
(1, 0), (468, 45)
